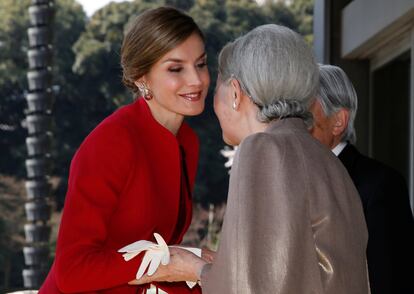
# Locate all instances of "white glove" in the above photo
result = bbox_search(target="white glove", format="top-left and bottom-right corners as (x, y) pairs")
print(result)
(118, 233), (201, 288)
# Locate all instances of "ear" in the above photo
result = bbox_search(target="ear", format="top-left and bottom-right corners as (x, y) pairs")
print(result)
(134, 76), (148, 88)
(229, 78), (246, 110)
(134, 79), (143, 88)
(332, 108), (349, 137)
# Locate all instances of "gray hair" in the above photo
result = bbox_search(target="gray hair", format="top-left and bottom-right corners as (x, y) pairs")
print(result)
(318, 64), (358, 144)
(218, 24), (319, 126)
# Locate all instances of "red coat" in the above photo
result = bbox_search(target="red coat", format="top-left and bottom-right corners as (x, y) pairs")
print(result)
(39, 98), (201, 293)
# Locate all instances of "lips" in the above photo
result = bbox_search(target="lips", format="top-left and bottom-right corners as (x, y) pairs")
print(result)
(179, 91), (203, 102)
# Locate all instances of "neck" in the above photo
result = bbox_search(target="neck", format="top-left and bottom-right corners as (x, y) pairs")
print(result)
(145, 100), (184, 136)
(240, 107), (268, 140)
(330, 136), (343, 150)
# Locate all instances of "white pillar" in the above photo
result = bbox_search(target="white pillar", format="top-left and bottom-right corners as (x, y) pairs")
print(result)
(313, 0), (329, 63)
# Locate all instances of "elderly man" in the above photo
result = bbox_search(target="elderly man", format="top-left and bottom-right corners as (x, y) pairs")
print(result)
(310, 64), (414, 294)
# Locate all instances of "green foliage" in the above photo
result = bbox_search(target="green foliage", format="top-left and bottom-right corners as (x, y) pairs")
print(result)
(0, 176), (26, 290)
(0, 0), (30, 177)
(290, 0), (314, 44)
(165, 0), (195, 11)
(224, 0), (268, 39)
(0, 0), (30, 90)
(0, 0), (87, 180)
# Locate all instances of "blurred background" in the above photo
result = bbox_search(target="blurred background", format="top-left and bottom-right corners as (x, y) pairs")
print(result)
(0, 0), (313, 290)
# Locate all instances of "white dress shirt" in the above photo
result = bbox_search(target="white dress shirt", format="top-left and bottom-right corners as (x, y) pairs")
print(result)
(332, 142), (347, 156)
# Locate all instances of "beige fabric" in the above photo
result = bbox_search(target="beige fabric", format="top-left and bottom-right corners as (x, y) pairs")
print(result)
(202, 118), (369, 294)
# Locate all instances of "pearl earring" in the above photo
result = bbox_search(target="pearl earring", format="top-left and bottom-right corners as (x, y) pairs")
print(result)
(232, 100), (237, 110)
(232, 93), (237, 110)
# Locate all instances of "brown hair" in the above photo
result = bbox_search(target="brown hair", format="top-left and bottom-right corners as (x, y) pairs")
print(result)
(121, 6), (204, 94)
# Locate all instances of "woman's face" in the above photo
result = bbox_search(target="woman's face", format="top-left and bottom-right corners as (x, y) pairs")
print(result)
(143, 33), (210, 118)
(214, 77), (240, 146)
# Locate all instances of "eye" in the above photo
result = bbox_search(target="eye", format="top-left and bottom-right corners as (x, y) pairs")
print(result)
(168, 67), (182, 73)
(197, 61), (207, 68)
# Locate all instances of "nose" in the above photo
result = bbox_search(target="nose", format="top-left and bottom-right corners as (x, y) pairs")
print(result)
(186, 67), (203, 87)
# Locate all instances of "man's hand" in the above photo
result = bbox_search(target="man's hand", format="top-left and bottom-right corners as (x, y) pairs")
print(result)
(129, 247), (207, 285)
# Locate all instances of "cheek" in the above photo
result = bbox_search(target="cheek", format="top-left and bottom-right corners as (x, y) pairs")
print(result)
(215, 100), (236, 138)
(150, 72), (181, 93)
(213, 95), (228, 122)
(311, 125), (330, 146)
(201, 70), (210, 88)
(213, 96), (221, 120)
(161, 76), (181, 94)
(311, 123), (324, 136)
(221, 120), (238, 146)
(310, 126), (322, 140)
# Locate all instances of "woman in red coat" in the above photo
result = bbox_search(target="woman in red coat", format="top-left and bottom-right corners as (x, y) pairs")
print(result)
(39, 6), (210, 293)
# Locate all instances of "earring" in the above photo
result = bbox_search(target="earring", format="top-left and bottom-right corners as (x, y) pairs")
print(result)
(136, 81), (153, 100)
(232, 93), (237, 110)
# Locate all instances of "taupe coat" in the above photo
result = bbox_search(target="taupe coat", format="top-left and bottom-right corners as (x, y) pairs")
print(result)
(202, 118), (370, 294)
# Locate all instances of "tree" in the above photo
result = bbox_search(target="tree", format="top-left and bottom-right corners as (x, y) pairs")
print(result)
(290, 0), (314, 44)
(0, 0), (31, 178)
(165, 0), (195, 11)
(224, 0), (268, 39)
(261, 1), (298, 29)
(0, 176), (27, 290)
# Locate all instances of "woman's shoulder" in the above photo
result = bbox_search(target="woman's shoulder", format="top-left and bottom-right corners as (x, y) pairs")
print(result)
(236, 131), (286, 169)
(239, 131), (283, 155)
(76, 103), (143, 156)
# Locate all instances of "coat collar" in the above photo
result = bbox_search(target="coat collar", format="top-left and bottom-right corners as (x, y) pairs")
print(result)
(131, 97), (193, 146)
(265, 117), (310, 135)
(128, 97), (199, 243)
(129, 97), (199, 188)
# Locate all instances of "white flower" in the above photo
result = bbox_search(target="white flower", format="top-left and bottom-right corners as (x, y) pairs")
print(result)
(118, 233), (170, 279)
(220, 146), (238, 169)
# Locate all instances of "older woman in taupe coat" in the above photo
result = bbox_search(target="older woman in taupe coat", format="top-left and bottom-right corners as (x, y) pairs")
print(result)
(132, 24), (370, 294)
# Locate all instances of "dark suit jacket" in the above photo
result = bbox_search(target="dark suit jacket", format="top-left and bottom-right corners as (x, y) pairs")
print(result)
(338, 144), (414, 294)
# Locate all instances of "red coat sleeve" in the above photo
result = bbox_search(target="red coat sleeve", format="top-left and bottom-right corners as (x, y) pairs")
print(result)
(54, 122), (143, 292)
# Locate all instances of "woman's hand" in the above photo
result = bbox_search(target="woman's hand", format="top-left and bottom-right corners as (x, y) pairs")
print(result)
(201, 247), (216, 263)
(128, 247), (207, 285)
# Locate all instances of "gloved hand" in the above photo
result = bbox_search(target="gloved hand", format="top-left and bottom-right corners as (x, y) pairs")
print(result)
(118, 233), (203, 288)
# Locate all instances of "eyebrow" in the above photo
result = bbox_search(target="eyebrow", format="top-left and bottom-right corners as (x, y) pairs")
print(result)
(162, 52), (207, 64)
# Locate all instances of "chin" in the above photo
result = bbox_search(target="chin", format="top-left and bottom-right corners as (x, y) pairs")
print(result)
(223, 134), (238, 146)
(183, 102), (205, 116)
